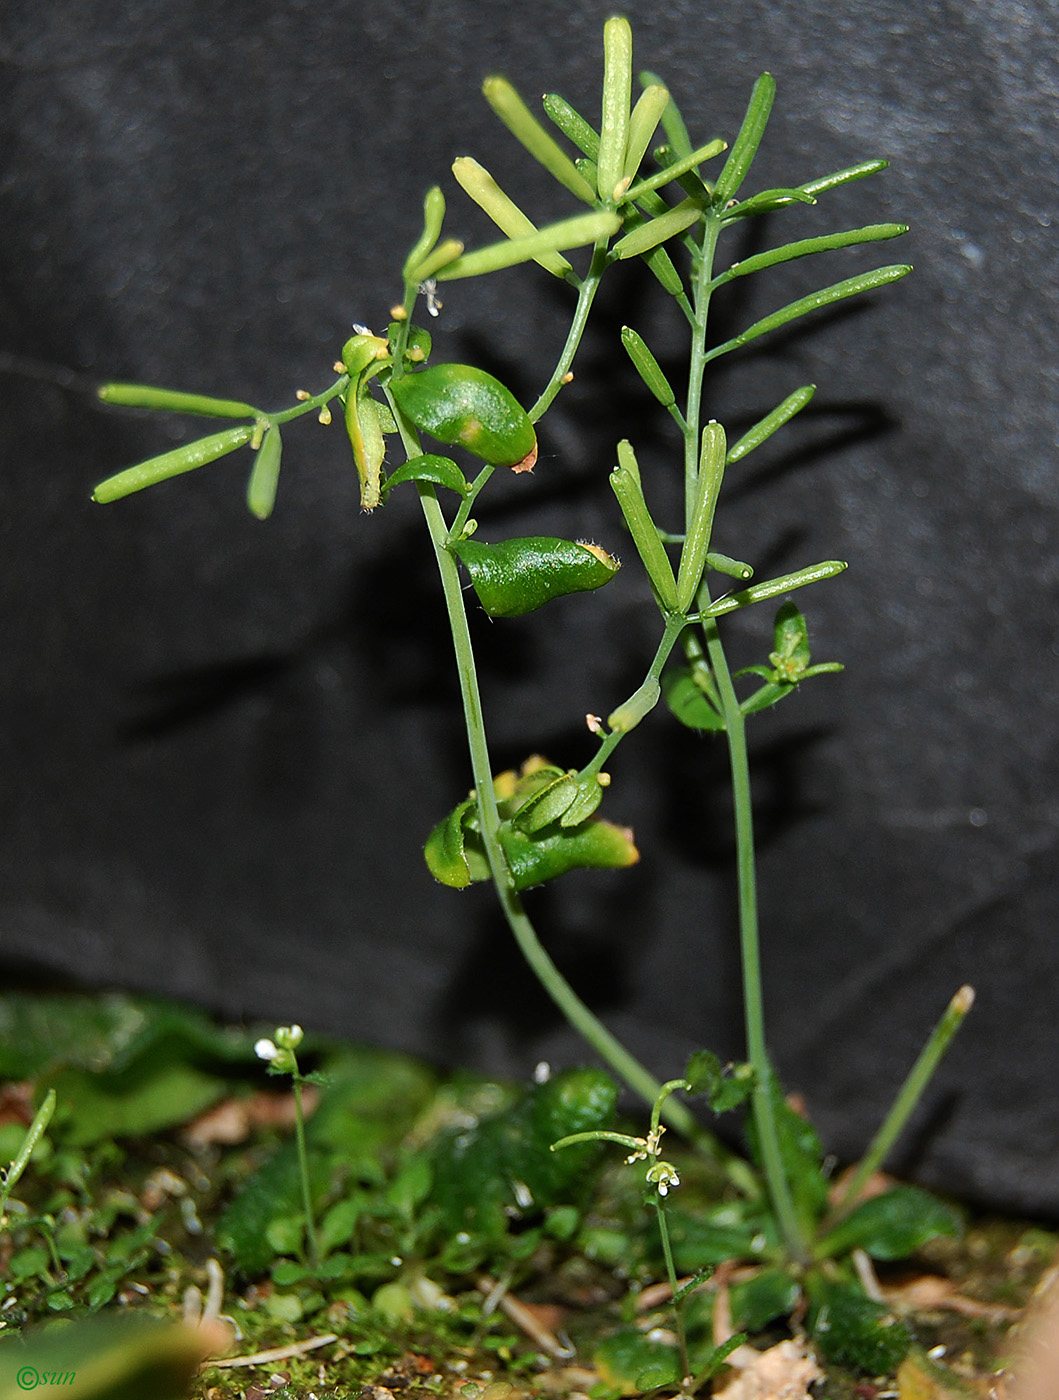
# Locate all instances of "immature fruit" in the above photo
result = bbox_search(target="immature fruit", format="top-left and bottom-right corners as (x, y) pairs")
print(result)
(451, 536), (620, 617)
(390, 364), (537, 470)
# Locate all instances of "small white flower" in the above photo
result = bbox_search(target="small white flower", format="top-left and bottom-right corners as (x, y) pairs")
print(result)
(254, 1038), (278, 1062)
(646, 1160), (680, 1196)
(274, 1024), (303, 1050)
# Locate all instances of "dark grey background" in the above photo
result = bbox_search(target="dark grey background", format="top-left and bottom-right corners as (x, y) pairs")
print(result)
(1, 1), (1057, 1214)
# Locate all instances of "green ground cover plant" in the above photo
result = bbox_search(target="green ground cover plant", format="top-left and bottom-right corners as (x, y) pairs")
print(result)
(0, 18), (1016, 1398)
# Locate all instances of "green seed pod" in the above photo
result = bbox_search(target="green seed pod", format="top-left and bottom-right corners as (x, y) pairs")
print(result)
(607, 677), (661, 734)
(390, 364), (537, 470)
(676, 421), (726, 613)
(401, 184), (447, 282)
(452, 536), (620, 618)
(92, 425), (254, 503)
(621, 326), (675, 407)
(246, 425), (282, 521)
(344, 384), (386, 511)
(98, 383), (259, 419)
(610, 441), (678, 611)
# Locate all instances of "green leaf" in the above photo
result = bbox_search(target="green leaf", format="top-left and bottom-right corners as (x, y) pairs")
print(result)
(745, 1076), (828, 1230)
(381, 453), (470, 499)
(816, 1185), (961, 1262)
(98, 383), (258, 419)
(612, 198), (701, 259)
(452, 536), (620, 618)
(730, 1267), (800, 1332)
(92, 425), (254, 503)
(705, 559), (847, 617)
(594, 1328), (680, 1394)
(622, 138), (728, 203)
(712, 72), (776, 207)
(498, 816), (639, 890)
(663, 668), (726, 732)
(541, 92), (600, 158)
(429, 1068), (616, 1236)
(726, 385), (816, 464)
(739, 680), (794, 716)
(0, 1316), (214, 1400)
(713, 224), (908, 287)
(390, 363), (537, 469)
(423, 796), (478, 889)
(684, 1049), (753, 1112)
(435, 209), (620, 280)
(246, 425), (282, 520)
(47, 1059), (226, 1146)
(705, 264), (912, 364)
(807, 1274), (912, 1373)
(597, 16), (633, 201)
(451, 157), (573, 277)
(511, 772), (580, 833)
(483, 75), (596, 204)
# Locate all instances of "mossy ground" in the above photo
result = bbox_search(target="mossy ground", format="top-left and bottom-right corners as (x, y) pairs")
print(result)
(0, 992), (1052, 1400)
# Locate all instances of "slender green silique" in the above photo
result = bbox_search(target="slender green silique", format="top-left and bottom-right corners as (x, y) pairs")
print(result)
(826, 984), (977, 1223)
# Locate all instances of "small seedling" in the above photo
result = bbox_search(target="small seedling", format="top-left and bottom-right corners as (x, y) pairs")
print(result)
(255, 1025), (321, 1270)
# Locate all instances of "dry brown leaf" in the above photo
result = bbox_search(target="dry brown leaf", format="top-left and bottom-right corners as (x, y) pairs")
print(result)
(181, 1088), (319, 1147)
(882, 1273), (1021, 1321)
(711, 1338), (822, 1400)
(997, 1262), (1059, 1400)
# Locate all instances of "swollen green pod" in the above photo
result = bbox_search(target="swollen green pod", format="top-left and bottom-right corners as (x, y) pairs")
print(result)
(390, 364), (537, 471)
(451, 536), (620, 617)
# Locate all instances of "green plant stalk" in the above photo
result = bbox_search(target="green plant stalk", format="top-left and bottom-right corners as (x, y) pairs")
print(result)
(825, 984), (976, 1224)
(703, 613), (808, 1263)
(414, 478), (715, 1150)
(686, 205), (809, 1263)
(0, 1088), (55, 1226)
(527, 241), (609, 422)
(655, 1198), (690, 1381)
(290, 1066), (320, 1270)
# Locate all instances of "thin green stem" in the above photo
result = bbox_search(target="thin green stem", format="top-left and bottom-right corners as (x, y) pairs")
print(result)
(291, 1071), (320, 1270)
(448, 464), (496, 544)
(703, 614), (808, 1263)
(825, 984), (975, 1224)
(683, 207), (808, 1262)
(580, 613), (687, 780)
(271, 376), (349, 426)
(655, 1199), (690, 1381)
(527, 243), (609, 422)
(415, 484), (716, 1149)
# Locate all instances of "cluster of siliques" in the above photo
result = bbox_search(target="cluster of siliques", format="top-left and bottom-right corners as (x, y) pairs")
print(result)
(90, 18), (977, 1384)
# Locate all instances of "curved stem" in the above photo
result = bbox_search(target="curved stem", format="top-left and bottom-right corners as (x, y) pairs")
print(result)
(416, 484), (719, 1150)
(527, 243), (609, 422)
